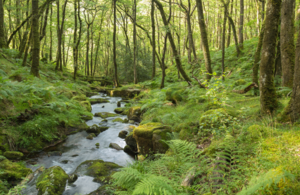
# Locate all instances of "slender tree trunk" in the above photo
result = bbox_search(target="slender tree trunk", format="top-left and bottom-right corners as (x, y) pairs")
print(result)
(133, 0), (137, 84)
(259, 0), (281, 114)
(252, 22), (265, 84)
(55, 0), (61, 71)
(18, 31), (29, 58)
(227, 0), (233, 47)
(113, 0), (121, 87)
(86, 24), (90, 76)
(151, 0), (156, 79)
(239, 0), (244, 48)
(22, 31), (31, 67)
(31, 0), (40, 77)
(196, 0), (212, 80)
(281, 0), (295, 88)
(221, 4), (228, 81)
(0, 0), (6, 47)
(50, 5), (53, 61)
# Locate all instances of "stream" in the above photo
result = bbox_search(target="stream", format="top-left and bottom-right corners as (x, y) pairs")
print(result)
(23, 93), (135, 195)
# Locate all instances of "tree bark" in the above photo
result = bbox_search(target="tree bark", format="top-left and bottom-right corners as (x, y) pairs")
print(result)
(252, 21), (264, 84)
(113, 0), (121, 87)
(0, 0), (6, 47)
(196, 0), (212, 80)
(151, 0), (156, 79)
(30, 0), (40, 77)
(133, 0), (137, 84)
(221, 3), (228, 81)
(259, 0), (281, 115)
(281, 0), (295, 88)
(239, 0), (244, 48)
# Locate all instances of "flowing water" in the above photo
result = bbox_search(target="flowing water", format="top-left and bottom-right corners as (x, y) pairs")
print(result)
(23, 93), (135, 195)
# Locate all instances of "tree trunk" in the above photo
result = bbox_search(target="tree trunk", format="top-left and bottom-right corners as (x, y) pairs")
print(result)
(113, 0), (121, 87)
(196, 0), (212, 80)
(151, 0), (156, 79)
(259, 0), (281, 115)
(221, 4), (228, 81)
(227, 0), (233, 47)
(86, 24), (90, 76)
(50, 4), (53, 61)
(239, 0), (244, 48)
(153, 0), (192, 84)
(274, 32), (282, 78)
(0, 0), (6, 47)
(252, 22), (264, 84)
(30, 0), (40, 77)
(133, 0), (137, 84)
(281, 0), (295, 88)
(55, 0), (61, 71)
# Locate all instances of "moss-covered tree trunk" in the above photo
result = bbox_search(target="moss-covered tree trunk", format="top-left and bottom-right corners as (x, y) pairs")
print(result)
(259, 0), (281, 115)
(0, 0), (6, 48)
(221, 2), (228, 81)
(281, 0), (295, 88)
(153, 0), (192, 84)
(133, 0), (137, 84)
(30, 0), (40, 77)
(252, 21), (265, 84)
(239, 0), (244, 49)
(151, 0), (156, 80)
(196, 0), (212, 80)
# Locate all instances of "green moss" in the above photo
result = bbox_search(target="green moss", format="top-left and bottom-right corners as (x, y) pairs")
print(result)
(36, 166), (68, 195)
(80, 101), (92, 112)
(127, 106), (142, 122)
(112, 118), (125, 123)
(134, 122), (163, 139)
(3, 151), (23, 160)
(0, 135), (9, 152)
(233, 79), (247, 86)
(247, 125), (268, 140)
(0, 159), (32, 180)
(114, 107), (128, 115)
(81, 113), (93, 120)
(94, 112), (118, 118)
(72, 94), (88, 101)
(0, 155), (6, 161)
(166, 87), (186, 104)
(89, 98), (109, 104)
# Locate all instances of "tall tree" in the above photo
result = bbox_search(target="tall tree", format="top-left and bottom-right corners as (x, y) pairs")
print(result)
(239, 0), (244, 48)
(151, 0), (156, 79)
(196, 0), (213, 80)
(113, 0), (121, 87)
(133, 0), (137, 84)
(30, 0), (40, 77)
(259, 0), (281, 114)
(281, 0), (295, 88)
(0, 0), (6, 47)
(221, 1), (228, 80)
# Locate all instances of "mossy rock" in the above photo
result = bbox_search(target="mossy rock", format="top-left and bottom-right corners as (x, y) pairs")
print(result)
(87, 133), (96, 140)
(118, 131), (128, 139)
(127, 106), (141, 122)
(204, 103), (222, 111)
(89, 98), (109, 104)
(86, 91), (99, 97)
(94, 112), (118, 118)
(72, 94), (88, 101)
(74, 160), (121, 184)
(81, 113), (93, 121)
(109, 143), (123, 150)
(133, 123), (171, 155)
(233, 79), (247, 86)
(80, 101), (92, 112)
(3, 151), (23, 160)
(99, 126), (109, 132)
(178, 122), (198, 140)
(125, 132), (137, 152)
(114, 107), (128, 115)
(0, 155), (7, 162)
(166, 87), (187, 104)
(247, 125), (268, 140)
(88, 185), (115, 195)
(36, 166), (68, 195)
(86, 124), (102, 135)
(112, 118), (125, 123)
(106, 89), (140, 98)
(0, 159), (32, 180)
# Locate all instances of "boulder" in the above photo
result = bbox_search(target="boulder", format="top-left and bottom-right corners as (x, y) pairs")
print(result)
(87, 133), (96, 140)
(118, 131), (128, 139)
(86, 124), (102, 135)
(89, 98), (109, 105)
(99, 126), (109, 132)
(68, 174), (78, 183)
(106, 89), (140, 98)
(74, 160), (121, 184)
(125, 132), (137, 153)
(94, 112), (118, 118)
(117, 101), (121, 107)
(86, 92), (99, 97)
(109, 143), (123, 150)
(166, 87), (187, 105)
(0, 155), (6, 161)
(95, 143), (100, 147)
(114, 107), (128, 115)
(4, 151), (24, 160)
(81, 114), (93, 121)
(0, 159), (32, 181)
(127, 106), (141, 122)
(133, 123), (171, 155)
(112, 118), (125, 123)
(36, 166), (68, 195)
(72, 95), (88, 101)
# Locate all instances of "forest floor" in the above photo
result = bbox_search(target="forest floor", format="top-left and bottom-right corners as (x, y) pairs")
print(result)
(1, 37), (300, 194)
